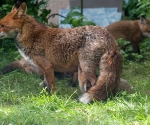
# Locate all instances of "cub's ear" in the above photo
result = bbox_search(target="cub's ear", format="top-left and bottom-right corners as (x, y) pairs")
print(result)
(140, 16), (147, 24)
(13, 2), (27, 19)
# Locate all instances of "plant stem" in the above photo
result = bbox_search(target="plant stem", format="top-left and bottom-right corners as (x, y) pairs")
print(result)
(81, 0), (83, 16)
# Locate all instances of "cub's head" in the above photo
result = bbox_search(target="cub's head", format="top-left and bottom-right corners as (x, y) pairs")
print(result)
(0, 0), (27, 39)
(140, 17), (150, 38)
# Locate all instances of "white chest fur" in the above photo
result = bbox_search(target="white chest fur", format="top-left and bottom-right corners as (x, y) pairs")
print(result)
(16, 33), (35, 66)
(18, 49), (35, 66)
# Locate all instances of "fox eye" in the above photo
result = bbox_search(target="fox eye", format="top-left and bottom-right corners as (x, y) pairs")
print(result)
(1, 25), (5, 28)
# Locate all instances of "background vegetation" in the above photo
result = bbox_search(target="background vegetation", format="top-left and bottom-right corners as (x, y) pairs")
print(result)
(0, 0), (150, 124)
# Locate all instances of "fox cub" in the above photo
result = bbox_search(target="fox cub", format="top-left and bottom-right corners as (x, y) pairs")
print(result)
(106, 17), (150, 54)
(0, 1), (122, 104)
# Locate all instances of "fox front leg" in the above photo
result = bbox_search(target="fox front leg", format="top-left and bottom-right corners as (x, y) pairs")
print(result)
(33, 56), (56, 93)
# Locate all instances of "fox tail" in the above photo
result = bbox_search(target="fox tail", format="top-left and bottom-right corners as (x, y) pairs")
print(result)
(79, 49), (122, 104)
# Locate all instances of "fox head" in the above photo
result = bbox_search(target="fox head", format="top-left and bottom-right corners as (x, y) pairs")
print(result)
(140, 17), (150, 38)
(0, 1), (27, 39)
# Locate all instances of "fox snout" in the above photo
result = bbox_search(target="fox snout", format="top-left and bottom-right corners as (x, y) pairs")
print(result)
(0, 31), (5, 39)
(0, 31), (7, 39)
(0, 31), (13, 39)
(0, 29), (19, 39)
(0, 24), (6, 39)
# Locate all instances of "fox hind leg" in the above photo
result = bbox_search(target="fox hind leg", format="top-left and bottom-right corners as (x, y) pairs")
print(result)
(78, 63), (97, 93)
(78, 65), (91, 93)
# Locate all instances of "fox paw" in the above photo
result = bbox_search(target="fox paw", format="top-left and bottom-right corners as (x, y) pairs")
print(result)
(39, 81), (51, 93)
(39, 81), (44, 86)
(79, 93), (91, 104)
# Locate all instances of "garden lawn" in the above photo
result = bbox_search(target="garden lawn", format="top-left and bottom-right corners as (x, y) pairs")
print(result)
(0, 51), (150, 125)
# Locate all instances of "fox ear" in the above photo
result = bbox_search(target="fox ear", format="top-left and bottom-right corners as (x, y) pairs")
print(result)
(13, 2), (27, 18)
(11, 6), (18, 12)
(11, 0), (26, 12)
(140, 17), (147, 24)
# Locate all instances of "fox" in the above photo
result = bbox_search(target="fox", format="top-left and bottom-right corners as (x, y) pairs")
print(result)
(106, 17), (150, 54)
(0, 0), (122, 104)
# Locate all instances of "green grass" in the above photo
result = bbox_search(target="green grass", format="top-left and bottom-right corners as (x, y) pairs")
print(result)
(0, 52), (150, 125)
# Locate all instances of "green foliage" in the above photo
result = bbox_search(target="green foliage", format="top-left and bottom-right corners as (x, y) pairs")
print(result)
(122, 0), (140, 20)
(26, 0), (51, 24)
(117, 38), (130, 50)
(131, 53), (144, 62)
(136, 0), (150, 18)
(0, 39), (16, 52)
(0, 4), (12, 19)
(116, 38), (150, 62)
(61, 8), (96, 27)
(122, 0), (150, 19)
(117, 38), (131, 61)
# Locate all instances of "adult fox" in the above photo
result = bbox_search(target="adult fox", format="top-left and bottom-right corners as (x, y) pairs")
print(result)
(0, 0), (122, 104)
(106, 17), (150, 54)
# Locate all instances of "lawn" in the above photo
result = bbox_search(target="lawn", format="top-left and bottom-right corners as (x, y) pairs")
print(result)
(0, 50), (150, 125)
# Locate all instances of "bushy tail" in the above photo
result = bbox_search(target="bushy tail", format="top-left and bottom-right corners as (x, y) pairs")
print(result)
(79, 49), (122, 104)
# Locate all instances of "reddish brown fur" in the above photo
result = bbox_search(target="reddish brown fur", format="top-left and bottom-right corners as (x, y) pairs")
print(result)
(0, 2), (122, 103)
(106, 17), (150, 54)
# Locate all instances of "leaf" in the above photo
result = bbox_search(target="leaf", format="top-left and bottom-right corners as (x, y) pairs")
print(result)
(38, 1), (46, 6)
(81, 20), (95, 26)
(124, 41), (130, 45)
(30, 0), (38, 4)
(2, 4), (10, 8)
(39, 4), (46, 9)
(137, 4), (146, 10)
(67, 11), (81, 19)
(40, 9), (49, 17)
(137, 55), (143, 59)
(121, 91), (127, 96)
(71, 18), (81, 27)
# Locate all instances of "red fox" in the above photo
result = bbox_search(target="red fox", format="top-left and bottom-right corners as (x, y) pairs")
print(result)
(0, 1), (122, 104)
(106, 17), (150, 54)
